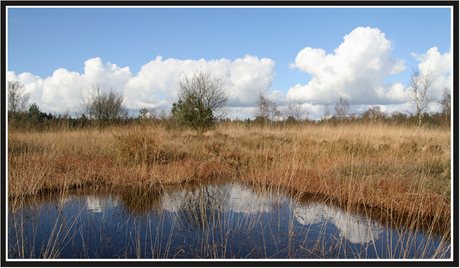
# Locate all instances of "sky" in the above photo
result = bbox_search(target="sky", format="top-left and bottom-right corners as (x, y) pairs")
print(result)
(6, 5), (453, 120)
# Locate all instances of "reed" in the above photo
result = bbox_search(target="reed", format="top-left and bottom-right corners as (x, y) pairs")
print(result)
(8, 123), (451, 236)
(7, 178), (450, 259)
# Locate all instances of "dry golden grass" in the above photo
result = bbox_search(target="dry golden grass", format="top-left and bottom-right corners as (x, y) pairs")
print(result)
(8, 123), (451, 234)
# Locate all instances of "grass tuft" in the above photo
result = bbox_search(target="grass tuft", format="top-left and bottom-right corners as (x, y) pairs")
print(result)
(8, 123), (451, 236)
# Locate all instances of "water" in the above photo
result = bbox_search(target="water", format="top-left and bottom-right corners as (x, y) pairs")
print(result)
(8, 181), (450, 259)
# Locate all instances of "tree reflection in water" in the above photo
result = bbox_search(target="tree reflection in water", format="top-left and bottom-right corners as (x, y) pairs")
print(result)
(8, 181), (451, 259)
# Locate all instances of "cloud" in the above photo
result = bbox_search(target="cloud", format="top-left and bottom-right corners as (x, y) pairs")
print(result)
(7, 27), (451, 121)
(8, 58), (132, 114)
(411, 46), (452, 98)
(287, 26), (407, 105)
(124, 55), (276, 110)
(7, 71), (44, 108)
(294, 202), (383, 244)
(8, 55), (276, 116)
(227, 107), (256, 120)
(304, 45), (452, 120)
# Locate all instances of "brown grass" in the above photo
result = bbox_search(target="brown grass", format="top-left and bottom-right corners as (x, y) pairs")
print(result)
(8, 123), (451, 234)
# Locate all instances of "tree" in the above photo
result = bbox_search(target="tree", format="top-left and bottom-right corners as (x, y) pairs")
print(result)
(253, 88), (280, 124)
(323, 102), (331, 120)
(138, 107), (156, 120)
(389, 111), (408, 126)
(24, 103), (52, 129)
(362, 106), (385, 123)
(136, 107), (158, 126)
(439, 87), (451, 124)
(8, 81), (30, 116)
(406, 67), (436, 126)
(171, 71), (228, 135)
(283, 100), (308, 123)
(81, 84), (128, 127)
(334, 96), (349, 124)
(26, 103), (44, 121)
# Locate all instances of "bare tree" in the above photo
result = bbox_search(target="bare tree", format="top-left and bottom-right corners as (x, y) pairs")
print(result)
(406, 67), (436, 126)
(323, 102), (331, 120)
(81, 84), (128, 127)
(439, 87), (451, 124)
(334, 96), (349, 124)
(283, 100), (308, 123)
(172, 71), (228, 135)
(253, 88), (280, 124)
(8, 81), (30, 116)
(363, 106), (385, 123)
(157, 109), (171, 121)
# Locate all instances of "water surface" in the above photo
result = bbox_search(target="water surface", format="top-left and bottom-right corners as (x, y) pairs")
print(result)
(8, 181), (450, 259)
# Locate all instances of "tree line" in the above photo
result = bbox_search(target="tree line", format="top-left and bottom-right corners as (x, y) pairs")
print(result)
(7, 68), (452, 132)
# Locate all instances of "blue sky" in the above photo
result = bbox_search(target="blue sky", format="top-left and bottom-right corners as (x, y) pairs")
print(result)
(7, 6), (453, 120)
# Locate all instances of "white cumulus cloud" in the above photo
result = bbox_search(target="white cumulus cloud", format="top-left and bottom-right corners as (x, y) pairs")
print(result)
(287, 26), (407, 106)
(7, 57), (132, 114)
(411, 46), (452, 100)
(7, 55), (276, 117)
(124, 55), (276, 110)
